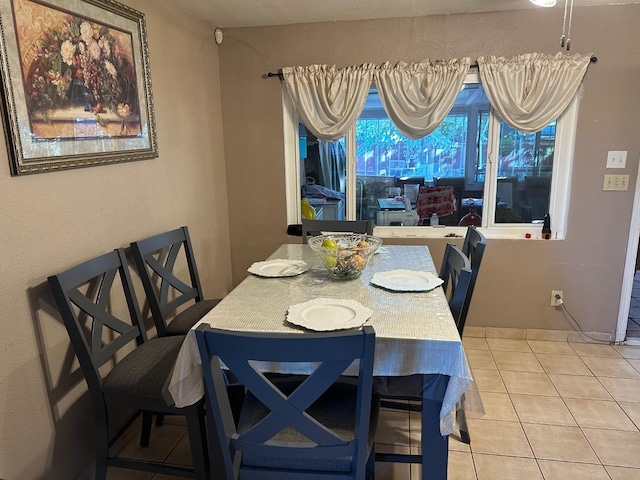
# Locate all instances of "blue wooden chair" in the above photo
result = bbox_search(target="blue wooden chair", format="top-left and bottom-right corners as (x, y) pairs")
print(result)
(195, 325), (378, 480)
(130, 226), (221, 337)
(130, 226), (244, 430)
(439, 242), (475, 444)
(447, 227), (486, 444)
(439, 243), (474, 330)
(460, 227), (487, 336)
(48, 249), (208, 480)
(377, 243), (473, 459)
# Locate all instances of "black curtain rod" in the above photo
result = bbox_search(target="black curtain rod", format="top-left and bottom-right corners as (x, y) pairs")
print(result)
(265, 56), (597, 79)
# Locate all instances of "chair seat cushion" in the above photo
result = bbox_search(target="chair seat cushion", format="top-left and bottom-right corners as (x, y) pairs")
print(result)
(102, 335), (184, 403)
(166, 298), (221, 336)
(237, 382), (379, 472)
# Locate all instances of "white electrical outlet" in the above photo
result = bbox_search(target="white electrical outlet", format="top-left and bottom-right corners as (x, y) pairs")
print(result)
(551, 290), (563, 306)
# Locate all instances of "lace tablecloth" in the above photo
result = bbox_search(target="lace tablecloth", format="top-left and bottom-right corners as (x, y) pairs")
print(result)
(167, 244), (480, 435)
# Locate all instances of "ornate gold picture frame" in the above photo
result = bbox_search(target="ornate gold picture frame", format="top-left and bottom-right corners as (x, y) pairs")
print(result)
(0, 0), (157, 175)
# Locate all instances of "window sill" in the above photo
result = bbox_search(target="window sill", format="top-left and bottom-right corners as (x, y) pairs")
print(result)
(373, 225), (562, 240)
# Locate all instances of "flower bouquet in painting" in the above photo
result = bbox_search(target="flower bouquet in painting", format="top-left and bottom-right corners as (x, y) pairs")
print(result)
(19, 0), (141, 139)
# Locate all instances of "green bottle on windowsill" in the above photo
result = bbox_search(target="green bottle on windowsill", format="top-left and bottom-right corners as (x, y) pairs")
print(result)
(542, 213), (552, 240)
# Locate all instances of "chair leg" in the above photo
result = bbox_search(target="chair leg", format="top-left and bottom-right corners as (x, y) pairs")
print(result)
(140, 411), (152, 447)
(457, 408), (471, 445)
(366, 447), (375, 479)
(141, 412), (165, 447)
(184, 404), (209, 480)
(422, 397), (449, 479)
(94, 409), (110, 480)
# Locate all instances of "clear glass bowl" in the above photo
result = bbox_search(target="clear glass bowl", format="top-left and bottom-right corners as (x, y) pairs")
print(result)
(308, 234), (382, 280)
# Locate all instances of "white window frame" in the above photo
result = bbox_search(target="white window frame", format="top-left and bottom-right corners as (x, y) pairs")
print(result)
(283, 73), (579, 240)
(283, 91), (301, 226)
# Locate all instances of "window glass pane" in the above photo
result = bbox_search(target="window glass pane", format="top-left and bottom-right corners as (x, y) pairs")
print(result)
(495, 122), (555, 223)
(356, 85), (489, 227)
(294, 83), (558, 228)
(286, 75), (575, 237)
(299, 126), (346, 221)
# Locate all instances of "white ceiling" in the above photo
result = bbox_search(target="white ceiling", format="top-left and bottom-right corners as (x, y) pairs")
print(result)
(170, 0), (639, 28)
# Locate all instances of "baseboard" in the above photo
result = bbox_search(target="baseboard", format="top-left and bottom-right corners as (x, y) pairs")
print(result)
(464, 326), (615, 344)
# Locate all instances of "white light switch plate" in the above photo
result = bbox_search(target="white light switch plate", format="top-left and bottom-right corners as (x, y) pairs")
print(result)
(607, 151), (627, 168)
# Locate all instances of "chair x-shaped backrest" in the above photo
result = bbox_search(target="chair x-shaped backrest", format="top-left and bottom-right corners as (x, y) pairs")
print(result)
(196, 325), (376, 478)
(439, 243), (473, 334)
(131, 227), (204, 336)
(459, 227), (486, 334)
(48, 249), (146, 393)
(462, 227), (486, 274)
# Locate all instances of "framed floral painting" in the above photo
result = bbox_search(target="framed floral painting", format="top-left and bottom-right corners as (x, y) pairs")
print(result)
(0, 0), (157, 175)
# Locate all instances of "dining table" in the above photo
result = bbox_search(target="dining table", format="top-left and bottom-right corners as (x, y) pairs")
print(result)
(167, 243), (482, 480)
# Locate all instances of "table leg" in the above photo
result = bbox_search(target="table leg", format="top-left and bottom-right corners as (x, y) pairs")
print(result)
(421, 377), (449, 480)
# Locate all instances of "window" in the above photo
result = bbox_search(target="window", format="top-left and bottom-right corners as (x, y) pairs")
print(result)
(284, 72), (578, 239)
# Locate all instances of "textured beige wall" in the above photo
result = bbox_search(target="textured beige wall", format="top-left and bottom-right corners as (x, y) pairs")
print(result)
(0, 1), (232, 478)
(219, 5), (640, 334)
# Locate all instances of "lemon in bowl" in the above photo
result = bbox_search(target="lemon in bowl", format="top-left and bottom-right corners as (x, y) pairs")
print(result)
(308, 234), (382, 280)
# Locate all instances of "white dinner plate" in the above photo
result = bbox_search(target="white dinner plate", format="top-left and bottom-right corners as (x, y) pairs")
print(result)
(371, 269), (444, 292)
(247, 259), (309, 277)
(286, 298), (373, 331)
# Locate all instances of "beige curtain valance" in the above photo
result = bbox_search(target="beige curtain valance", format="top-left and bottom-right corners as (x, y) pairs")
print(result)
(282, 52), (592, 141)
(477, 52), (592, 133)
(282, 64), (375, 142)
(374, 58), (471, 140)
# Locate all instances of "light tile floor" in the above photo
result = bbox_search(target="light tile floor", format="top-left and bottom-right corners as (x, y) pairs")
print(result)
(105, 338), (640, 480)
